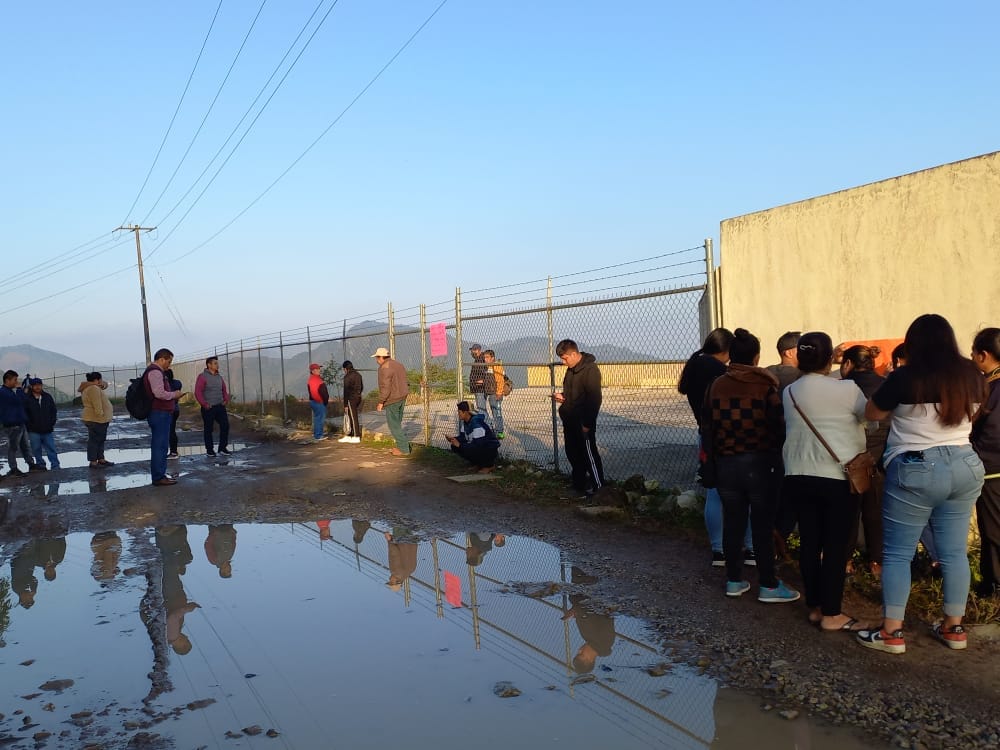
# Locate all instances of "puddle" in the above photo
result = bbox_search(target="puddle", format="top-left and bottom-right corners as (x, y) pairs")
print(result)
(23, 442), (252, 470)
(0, 522), (882, 749)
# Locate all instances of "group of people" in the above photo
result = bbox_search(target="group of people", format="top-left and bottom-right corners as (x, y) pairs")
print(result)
(680, 314), (998, 654)
(1, 370), (63, 475)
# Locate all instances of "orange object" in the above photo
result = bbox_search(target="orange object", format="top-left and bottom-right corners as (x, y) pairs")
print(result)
(444, 571), (463, 607)
(835, 338), (904, 376)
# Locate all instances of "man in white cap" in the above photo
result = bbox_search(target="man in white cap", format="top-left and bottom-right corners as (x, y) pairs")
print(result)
(372, 347), (410, 456)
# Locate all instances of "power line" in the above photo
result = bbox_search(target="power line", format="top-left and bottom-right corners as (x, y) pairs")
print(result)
(138, 0), (270, 225)
(0, 232), (120, 291)
(154, 0), (451, 267)
(119, 0), (225, 225)
(0, 235), (132, 296)
(0, 265), (135, 317)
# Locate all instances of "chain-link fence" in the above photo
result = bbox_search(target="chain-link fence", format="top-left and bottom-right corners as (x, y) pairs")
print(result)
(41, 245), (717, 489)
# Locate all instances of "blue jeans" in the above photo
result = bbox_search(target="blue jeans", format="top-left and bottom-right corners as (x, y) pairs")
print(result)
(384, 400), (409, 454)
(705, 488), (753, 553)
(29, 432), (59, 469)
(487, 395), (504, 434)
(310, 401), (327, 439)
(147, 410), (172, 482)
(881, 445), (984, 620)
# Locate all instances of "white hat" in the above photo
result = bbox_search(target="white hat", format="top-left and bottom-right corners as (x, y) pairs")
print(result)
(371, 347), (390, 358)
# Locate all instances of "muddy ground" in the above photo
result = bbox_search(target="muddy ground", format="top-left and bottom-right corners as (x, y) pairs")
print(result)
(2, 408), (998, 750)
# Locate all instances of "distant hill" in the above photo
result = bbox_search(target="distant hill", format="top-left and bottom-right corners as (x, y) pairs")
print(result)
(0, 345), (91, 379)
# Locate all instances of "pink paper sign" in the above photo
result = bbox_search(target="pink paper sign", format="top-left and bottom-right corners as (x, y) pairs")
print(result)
(430, 322), (448, 358)
(444, 571), (463, 607)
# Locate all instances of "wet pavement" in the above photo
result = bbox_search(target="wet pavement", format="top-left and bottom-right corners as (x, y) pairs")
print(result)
(0, 520), (881, 749)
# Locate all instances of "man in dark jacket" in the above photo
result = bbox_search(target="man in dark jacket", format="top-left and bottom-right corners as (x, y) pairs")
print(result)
(25, 378), (59, 470)
(339, 360), (364, 443)
(1, 369), (39, 475)
(468, 344), (489, 413)
(553, 339), (604, 495)
(446, 401), (500, 472)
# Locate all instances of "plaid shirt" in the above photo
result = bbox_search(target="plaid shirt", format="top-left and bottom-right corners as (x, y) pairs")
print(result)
(703, 364), (784, 456)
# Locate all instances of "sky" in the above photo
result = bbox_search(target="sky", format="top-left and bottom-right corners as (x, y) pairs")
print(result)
(1, 1), (997, 366)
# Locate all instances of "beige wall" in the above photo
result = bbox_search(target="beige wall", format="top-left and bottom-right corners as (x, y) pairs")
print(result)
(719, 151), (1000, 366)
(526, 362), (686, 388)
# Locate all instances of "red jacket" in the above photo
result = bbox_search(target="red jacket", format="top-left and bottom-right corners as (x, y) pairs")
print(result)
(308, 374), (329, 405)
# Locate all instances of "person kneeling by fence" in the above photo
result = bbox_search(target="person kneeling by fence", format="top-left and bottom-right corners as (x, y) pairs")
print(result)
(446, 401), (500, 473)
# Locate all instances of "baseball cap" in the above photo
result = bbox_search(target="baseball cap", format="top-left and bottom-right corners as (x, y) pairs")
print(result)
(309, 363), (321, 371)
(469, 343), (482, 350)
(371, 347), (390, 358)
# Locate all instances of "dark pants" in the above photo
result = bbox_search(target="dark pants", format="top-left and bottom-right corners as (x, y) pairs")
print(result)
(562, 419), (604, 492)
(4, 425), (34, 469)
(451, 442), (498, 469)
(846, 470), (884, 564)
(787, 474), (859, 615)
(84, 421), (109, 462)
(169, 410), (180, 453)
(345, 398), (362, 438)
(717, 453), (779, 587)
(201, 405), (229, 452)
(977, 478), (1000, 592)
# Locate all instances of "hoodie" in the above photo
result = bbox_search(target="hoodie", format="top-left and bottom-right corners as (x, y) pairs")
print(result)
(703, 363), (784, 456)
(80, 381), (114, 424)
(558, 353), (602, 430)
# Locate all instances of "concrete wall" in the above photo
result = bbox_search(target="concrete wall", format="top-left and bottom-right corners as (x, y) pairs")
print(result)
(719, 151), (1000, 365)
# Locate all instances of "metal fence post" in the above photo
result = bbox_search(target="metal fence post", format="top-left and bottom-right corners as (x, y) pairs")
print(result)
(111, 365), (116, 400)
(387, 302), (395, 358)
(420, 303), (430, 445)
(279, 332), (288, 423)
(306, 325), (312, 368)
(257, 337), (264, 418)
(342, 320), (347, 365)
(704, 238), (718, 331)
(547, 278), (560, 471)
(239, 339), (246, 405)
(224, 343), (231, 395)
(454, 287), (463, 404)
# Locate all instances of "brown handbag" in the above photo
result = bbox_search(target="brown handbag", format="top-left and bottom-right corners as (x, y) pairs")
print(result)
(788, 389), (875, 495)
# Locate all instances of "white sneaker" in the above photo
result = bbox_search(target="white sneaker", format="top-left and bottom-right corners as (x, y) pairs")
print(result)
(338, 436), (353, 443)
(348, 437), (361, 443)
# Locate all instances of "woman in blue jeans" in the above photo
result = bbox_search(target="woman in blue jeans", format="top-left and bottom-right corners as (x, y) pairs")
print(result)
(857, 314), (986, 654)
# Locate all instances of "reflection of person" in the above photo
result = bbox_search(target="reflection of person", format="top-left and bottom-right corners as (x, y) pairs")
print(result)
(11, 541), (39, 608)
(195, 356), (231, 456)
(25, 378), (59, 470)
(552, 339), (604, 495)
(352, 519), (371, 544)
(143, 349), (185, 486)
(90, 532), (122, 581)
(465, 533), (506, 567)
(204, 524), (237, 578)
(372, 348), (410, 456)
(308, 363), (330, 441)
(385, 530), (418, 591)
(81, 372), (115, 468)
(316, 520), (332, 540)
(562, 594), (615, 674)
(156, 525), (199, 655)
(339, 361), (364, 443)
(446, 401), (499, 473)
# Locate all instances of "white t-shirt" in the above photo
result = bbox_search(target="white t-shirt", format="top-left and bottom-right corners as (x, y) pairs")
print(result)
(783, 373), (867, 480)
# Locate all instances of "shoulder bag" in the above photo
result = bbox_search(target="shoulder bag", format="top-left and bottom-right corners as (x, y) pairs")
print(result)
(788, 388), (874, 495)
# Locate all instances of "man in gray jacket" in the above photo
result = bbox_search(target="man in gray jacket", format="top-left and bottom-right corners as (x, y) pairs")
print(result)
(372, 347), (410, 456)
(195, 356), (230, 456)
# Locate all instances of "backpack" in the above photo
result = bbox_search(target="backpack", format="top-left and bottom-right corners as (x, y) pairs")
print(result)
(125, 375), (153, 419)
(501, 374), (513, 397)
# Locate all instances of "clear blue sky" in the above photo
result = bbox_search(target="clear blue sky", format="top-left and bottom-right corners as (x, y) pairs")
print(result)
(1, 1), (997, 365)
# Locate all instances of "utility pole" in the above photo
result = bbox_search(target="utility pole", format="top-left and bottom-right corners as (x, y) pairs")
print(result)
(117, 224), (156, 363)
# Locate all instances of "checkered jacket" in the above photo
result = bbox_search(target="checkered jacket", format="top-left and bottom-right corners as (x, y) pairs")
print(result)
(702, 364), (784, 456)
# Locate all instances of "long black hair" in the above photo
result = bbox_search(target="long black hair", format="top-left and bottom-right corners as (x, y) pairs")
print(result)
(904, 314), (984, 426)
(678, 328), (734, 395)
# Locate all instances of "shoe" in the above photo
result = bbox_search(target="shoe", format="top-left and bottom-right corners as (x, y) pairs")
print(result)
(206, 451), (217, 457)
(152, 477), (178, 487)
(348, 437), (361, 443)
(820, 616), (866, 632)
(932, 622), (967, 650)
(97, 459), (115, 467)
(9, 467), (25, 476)
(29, 464), (46, 472)
(314, 436), (329, 442)
(711, 551), (725, 568)
(857, 627), (906, 654)
(497, 432), (506, 439)
(758, 581), (801, 603)
(218, 447), (231, 455)
(390, 448), (410, 457)
(167, 452), (179, 459)
(744, 550), (757, 567)
(725, 580), (751, 598)
(338, 436), (353, 443)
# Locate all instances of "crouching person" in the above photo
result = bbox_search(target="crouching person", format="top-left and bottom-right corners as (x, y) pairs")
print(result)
(446, 401), (500, 473)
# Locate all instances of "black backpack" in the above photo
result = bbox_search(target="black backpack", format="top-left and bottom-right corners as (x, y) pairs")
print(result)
(125, 374), (153, 419)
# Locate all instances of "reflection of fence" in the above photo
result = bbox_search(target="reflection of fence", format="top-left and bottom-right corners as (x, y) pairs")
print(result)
(290, 520), (716, 749)
(40, 247), (716, 487)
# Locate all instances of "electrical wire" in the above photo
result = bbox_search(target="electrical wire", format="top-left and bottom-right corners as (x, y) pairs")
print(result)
(0, 265), (135, 317)
(153, 0), (451, 267)
(138, 0), (269, 225)
(119, 0), (225, 225)
(0, 232), (123, 292)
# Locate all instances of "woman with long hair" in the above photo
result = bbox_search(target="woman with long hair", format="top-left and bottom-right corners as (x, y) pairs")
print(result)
(783, 333), (868, 630)
(840, 345), (888, 575)
(857, 314), (986, 654)
(971, 327), (1000, 598)
(678, 328), (753, 566)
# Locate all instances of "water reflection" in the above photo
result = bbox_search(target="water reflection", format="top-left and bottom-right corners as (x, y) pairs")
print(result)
(0, 522), (879, 749)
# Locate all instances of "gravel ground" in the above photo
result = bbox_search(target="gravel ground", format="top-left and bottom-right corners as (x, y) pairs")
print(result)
(2, 407), (999, 750)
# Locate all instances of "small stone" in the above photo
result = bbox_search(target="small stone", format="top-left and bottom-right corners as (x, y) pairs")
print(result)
(243, 725), (263, 736)
(779, 709), (799, 721)
(225, 730), (243, 739)
(38, 679), (74, 692)
(266, 729), (280, 737)
(493, 681), (521, 698)
(19, 659), (35, 666)
(646, 662), (672, 677)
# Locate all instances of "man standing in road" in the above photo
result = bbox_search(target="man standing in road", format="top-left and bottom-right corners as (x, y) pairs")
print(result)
(307, 363), (329, 441)
(195, 356), (231, 456)
(552, 339), (604, 495)
(469, 344), (489, 413)
(25, 378), (60, 470)
(339, 360), (364, 444)
(372, 347), (410, 457)
(144, 349), (185, 486)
